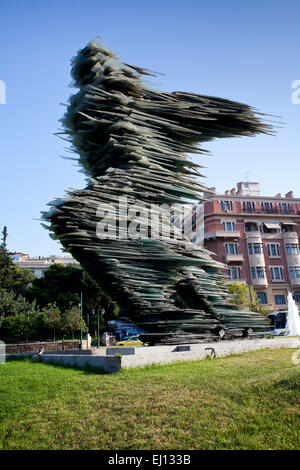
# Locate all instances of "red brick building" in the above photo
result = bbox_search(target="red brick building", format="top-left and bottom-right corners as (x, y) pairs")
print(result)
(190, 182), (300, 310)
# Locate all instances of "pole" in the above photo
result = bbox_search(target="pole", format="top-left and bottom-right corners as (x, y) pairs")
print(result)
(101, 308), (105, 347)
(80, 291), (83, 349)
(97, 311), (100, 348)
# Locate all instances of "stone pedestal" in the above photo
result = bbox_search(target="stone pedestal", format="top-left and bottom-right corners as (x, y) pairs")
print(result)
(82, 334), (92, 349)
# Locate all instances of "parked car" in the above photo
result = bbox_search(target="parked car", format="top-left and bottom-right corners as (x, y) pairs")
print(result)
(115, 335), (143, 347)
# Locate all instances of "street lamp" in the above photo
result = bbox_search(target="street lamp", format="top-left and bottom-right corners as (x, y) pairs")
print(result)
(99, 308), (105, 348)
(79, 291), (83, 349)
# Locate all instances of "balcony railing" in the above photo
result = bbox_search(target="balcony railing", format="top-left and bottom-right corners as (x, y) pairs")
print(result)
(241, 208), (299, 215)
(204, 230), (240, 240)
(225, 254), (244, 263)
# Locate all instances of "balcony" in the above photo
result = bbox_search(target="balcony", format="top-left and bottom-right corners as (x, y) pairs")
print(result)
(225, 254), (244, 263)
(204, 230), (240, 240)
(283, 231), (298, 239)
(245, 231), (261, 240)
(260, 232), (283, 240)
(251, 277), (268, 287)
(242, 208), (298, 216)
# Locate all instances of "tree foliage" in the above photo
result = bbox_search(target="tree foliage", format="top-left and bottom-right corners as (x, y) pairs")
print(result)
(227, 281), (272, 315)
(61, 305), (87, 339)
(0, 226), (118, 340)
(25, 264), (82, 312)
(0, 289), (39, 326)
(26, 264), (119, 318)
(4, 312), (41, 341)
(42, 303), (62, 341)
(82, 270), (119, 318)
(0, 227), (34, 294)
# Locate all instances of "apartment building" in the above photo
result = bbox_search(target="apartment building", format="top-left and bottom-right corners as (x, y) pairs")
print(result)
(185, 182), (300, 310)
(10, 253), (79, 278)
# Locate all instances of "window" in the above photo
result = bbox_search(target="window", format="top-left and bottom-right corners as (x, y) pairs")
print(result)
(286, 243), (299, 255)
(221, 201), (233, 211)
(243, 201), (255, 213)
(248, 243), (263, 255)
(257, 267), (265, 278)
(275, 295), (286, 305)
(223, 221), (236, 231)
(225, 243), (238, 255)
(267, 244), (280, 257)
(270, 266), (284, 281)
(228, 267), (241, 280)
(251, 266), (265, 279)
(280, 203), (290, 214)
(261, 202), (273, 214)
(294, 292), (300, 303)
(289, 267), (300, 279)
(257, 292), (267, 304)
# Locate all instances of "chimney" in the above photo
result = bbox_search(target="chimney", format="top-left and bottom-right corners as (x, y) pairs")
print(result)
(275, 193), (281, 198)
(285, 191), (294, 198)
(230, 188), (236, 196)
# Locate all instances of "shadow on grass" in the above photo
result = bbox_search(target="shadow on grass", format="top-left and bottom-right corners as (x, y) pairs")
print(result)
(5, 355), (109, 376)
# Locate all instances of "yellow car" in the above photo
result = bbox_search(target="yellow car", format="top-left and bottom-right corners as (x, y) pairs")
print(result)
(115, 335), (143, 347)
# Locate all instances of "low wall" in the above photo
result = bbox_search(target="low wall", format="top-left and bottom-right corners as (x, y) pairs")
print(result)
(12, 336), (298, 373)
(120, 337), (300, 369)
(39, 354), (121, 373)
(5, 338), (90, 354)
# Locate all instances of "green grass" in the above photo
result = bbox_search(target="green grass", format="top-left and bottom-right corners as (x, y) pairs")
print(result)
(0, 349), (299, 450)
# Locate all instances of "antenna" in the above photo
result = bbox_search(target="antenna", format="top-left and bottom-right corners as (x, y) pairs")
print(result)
(245, 171), (250, 183)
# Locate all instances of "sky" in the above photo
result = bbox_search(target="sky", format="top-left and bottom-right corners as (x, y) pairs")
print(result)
(0, 0), (299, 256)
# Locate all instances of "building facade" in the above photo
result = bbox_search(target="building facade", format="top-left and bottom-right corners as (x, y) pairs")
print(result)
(185, 182), (300, 310)
(10, 253), (79, 278)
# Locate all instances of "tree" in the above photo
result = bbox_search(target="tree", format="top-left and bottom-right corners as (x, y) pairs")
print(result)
(61, 305), (87, 345)
(227, 281), (272, 315)
(3, 311), (41, 342)
(42, 303), (62, 342)
(0, 226), (34, 293)
(82, 270), (119, 318)
(26, 264), (119, 324)
(25, 264), (82, 312)
(0, 288), (39, 327)
(1, 226), (8, 249)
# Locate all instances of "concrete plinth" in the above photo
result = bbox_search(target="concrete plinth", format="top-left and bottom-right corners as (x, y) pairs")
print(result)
(8, 337), (300, 373)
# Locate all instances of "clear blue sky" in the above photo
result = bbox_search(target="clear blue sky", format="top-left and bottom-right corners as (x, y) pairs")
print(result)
(1, 0), (299, 256)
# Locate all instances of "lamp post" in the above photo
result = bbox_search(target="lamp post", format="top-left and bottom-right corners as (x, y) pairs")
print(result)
(99, 308), (105, 348)
(91, 308), (97, 348)
(79, 291), (83, 349)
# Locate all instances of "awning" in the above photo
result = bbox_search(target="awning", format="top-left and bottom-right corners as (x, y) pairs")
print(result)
(281, 221), (297, 226)
(263, 222), (281, 229)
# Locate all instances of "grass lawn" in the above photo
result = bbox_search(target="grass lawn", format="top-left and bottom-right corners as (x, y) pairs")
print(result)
(0, 349), (299, 450)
